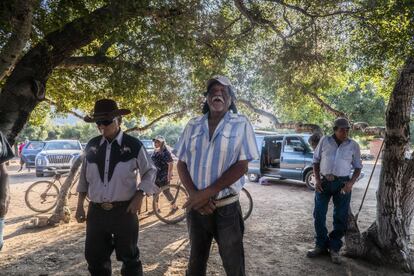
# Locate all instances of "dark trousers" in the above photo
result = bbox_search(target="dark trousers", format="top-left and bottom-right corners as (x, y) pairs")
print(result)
(186, 201), (245, 276)
(85, 204), (143, 276)
(313, 177), (352, 252)
(155, 180), (174, 202)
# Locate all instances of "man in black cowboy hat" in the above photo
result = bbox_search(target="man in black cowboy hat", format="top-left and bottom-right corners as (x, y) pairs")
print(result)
(76, 99), (158, 276)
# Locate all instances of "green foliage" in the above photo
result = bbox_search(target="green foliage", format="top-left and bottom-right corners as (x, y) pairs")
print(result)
(2, 0), (413, 135)
(131, 120), (186, 147)
(16, 121), (100, 143)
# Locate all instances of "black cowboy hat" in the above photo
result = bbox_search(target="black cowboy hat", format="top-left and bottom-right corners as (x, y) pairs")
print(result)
(84, 99), (131, 123)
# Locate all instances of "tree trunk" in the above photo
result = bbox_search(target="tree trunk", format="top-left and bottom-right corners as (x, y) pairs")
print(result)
(0, 0), (36, 82)
(48, 155), (84, 225)
(345, 57), (414, 272)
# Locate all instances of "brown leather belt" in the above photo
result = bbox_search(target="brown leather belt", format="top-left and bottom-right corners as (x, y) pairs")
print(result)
(90, 201), (130, 211)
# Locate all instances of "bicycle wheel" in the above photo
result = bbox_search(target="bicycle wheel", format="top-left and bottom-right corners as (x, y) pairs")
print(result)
(25, 181), (60, 213)
(239, 188), (253, 221)
(153, 184), (188, 224)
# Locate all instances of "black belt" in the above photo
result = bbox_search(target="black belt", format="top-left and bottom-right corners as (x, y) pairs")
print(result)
(321, 174), (349, 181)
(90, 201), (130, 211)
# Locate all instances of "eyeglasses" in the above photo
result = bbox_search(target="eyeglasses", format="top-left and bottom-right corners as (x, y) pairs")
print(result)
(96, 119), (115, 126)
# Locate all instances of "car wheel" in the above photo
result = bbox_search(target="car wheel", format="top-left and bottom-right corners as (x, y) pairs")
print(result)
(305, 170), (316, 190)
(36, 171), (44, 177)
(248, 173), (259, 182)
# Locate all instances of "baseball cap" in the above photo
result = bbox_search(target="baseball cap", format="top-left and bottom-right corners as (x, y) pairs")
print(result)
(152, 135), (165, 143)
(206, 75), (233, 89)
(334, 117), (351, 129)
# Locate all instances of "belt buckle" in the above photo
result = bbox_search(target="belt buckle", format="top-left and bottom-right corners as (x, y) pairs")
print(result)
(101, 202), (113, 211)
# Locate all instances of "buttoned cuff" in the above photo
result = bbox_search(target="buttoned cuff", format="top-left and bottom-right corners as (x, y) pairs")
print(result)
(137, 180), (159, 196)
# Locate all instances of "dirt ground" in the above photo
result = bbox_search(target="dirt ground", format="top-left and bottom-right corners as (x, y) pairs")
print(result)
(0, 160), (411, 276)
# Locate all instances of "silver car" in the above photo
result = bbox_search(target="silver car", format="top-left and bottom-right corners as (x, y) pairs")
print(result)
(35, 140), (83, 177)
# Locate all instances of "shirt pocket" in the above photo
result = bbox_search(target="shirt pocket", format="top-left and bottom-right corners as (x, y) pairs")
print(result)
(342, 151), (353, 160)
(220, 129), (238, 152)
(189, 132), (204, 153)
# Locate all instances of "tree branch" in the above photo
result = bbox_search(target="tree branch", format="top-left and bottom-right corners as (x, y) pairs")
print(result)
(44, 98), (84, 119)
(60, 55), (144, 71)
(238, 98), (323, 134)
(234, 0), (286, 42)
(264, 0), (362, 18)
(0, 1), (180, 142)
(125, 110), (187, 133)
(238, 98), (280, 125)
(306, 90), (347, 118)
(0, 0), (37, 82)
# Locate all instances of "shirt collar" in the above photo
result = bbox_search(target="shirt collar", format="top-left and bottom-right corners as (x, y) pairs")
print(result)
(201, 111), (231, 141)
(100, 129), (123, 146)
(329, 134), (350, 146)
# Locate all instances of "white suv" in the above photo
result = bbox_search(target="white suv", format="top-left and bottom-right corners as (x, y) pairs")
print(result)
(35, 140), (83, 177)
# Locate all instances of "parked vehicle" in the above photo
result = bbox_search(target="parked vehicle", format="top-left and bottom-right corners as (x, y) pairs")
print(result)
(35, 140), (83, 177)
(20, 141), (45, 169)
(247, 132), (363, 190)
(141, 139), (155, 155)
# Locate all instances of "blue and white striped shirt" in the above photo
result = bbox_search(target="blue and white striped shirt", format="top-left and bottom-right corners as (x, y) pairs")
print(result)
(173, 112), (259, 199)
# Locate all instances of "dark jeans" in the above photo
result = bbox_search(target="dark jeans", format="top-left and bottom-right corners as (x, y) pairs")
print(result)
(313, 177), (352, 252)
(155, 180), (174, 202)
(85, 204), (143, 276)
(186, 201), (245, 276)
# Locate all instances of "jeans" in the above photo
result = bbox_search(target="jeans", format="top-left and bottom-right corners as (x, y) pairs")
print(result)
(0, 218), (4, 250)
(155, 180), (175, 202)
(313, 177), (352, 252)
(85, 204), (142, 276)
(186, 202), (245, 276)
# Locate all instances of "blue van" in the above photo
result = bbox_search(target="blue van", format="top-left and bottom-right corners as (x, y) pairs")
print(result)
(247, 132), (316, 189)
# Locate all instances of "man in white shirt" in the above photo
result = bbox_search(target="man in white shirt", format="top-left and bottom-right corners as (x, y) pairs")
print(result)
(307, 118), (362, 264)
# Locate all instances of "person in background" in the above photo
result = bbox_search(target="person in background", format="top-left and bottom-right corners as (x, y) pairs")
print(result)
(308, 133), (322, 151)
(17, 139), (28, 172)
(0, 131), (14, 251)
(151, 135), (177, 212)
(307, 117), (362, 265)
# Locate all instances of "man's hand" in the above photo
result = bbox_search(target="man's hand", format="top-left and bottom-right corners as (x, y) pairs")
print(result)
(196, 200), (216, 215)
(127, 191), (144, 214)
(315, 179), (323, 193)
(341, 181), (354, 194)
(75, 207), (86, 223)
(183, 189), (215, 211)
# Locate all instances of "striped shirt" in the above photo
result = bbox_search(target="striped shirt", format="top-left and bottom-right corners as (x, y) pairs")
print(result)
(313, 135), (363, 177)
(173, 112), (259, 199)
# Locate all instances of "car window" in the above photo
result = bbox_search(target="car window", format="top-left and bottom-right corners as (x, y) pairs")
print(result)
(141, 140), (154, 150)
(284, 137), (304, 152)
(45, 141), (81, 150)
(26, 141), (44, 150)
(255, 136), (264, 152)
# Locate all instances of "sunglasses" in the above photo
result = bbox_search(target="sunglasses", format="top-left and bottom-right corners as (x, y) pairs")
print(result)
(96, 118), (115, 126)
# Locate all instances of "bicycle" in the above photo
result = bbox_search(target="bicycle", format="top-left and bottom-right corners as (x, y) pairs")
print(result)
(151, 181), (253, 224)
(25, 170), (82, 213)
